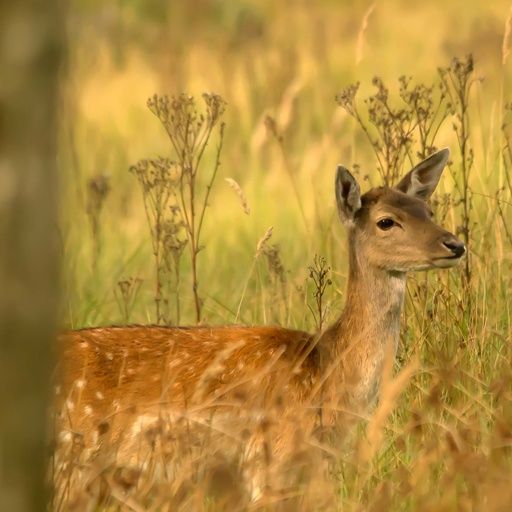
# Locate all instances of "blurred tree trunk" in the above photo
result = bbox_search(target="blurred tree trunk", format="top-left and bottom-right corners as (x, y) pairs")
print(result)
(0, 2), (63, 510)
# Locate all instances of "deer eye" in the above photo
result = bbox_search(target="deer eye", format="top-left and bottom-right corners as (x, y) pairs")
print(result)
(377, 218), (395, 230)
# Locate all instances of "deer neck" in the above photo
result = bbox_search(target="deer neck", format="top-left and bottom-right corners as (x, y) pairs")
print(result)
(318, 231), (407, 406)
(342, 234), (406, 345)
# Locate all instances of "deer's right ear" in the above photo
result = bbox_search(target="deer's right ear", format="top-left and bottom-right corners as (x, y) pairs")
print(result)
(335, 166), (361, 224)
(394, 148), (450, 200)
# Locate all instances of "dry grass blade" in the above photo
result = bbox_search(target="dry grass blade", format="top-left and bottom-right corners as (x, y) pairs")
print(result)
(193, 340), (245, 402)
(109, 486), (146, 512)
(359, 354), (419, 464)
(356, 3), (376, 65)
(503, 6), (512, 66)
(235, 226), (274, 321)
(276, 79), (303, 132)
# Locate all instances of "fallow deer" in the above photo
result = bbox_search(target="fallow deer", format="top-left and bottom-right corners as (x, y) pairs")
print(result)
(55, 148), (465, 495)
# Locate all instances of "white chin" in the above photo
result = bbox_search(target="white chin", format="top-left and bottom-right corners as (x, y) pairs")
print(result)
(432, 257), (461, 269)
(410, 263), (435, 271)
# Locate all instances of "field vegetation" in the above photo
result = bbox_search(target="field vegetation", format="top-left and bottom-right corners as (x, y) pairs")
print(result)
(56, 1), (512, 510)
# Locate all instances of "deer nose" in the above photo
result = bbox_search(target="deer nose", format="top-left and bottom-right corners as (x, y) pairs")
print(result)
(442, 238), (466, 257)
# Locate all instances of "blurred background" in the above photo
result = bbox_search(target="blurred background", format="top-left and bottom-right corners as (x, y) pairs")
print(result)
(61, 0), (512, 329)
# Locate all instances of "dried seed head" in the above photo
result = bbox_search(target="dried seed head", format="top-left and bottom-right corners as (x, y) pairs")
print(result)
(225, 177), (250, 215)
(256, 226), (273, 256)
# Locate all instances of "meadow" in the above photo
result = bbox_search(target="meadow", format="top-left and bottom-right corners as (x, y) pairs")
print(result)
(56, 1), (512, 509)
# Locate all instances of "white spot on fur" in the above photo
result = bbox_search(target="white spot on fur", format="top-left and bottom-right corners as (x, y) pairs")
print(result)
(106, 352), (113, 360)
(65, 399), (74, 411)
(59, 431), (72, 443)
(54, 385), (61, 395)
(79, 341), (89, 348)
(131, 414), (159, 436)
(75, 379), (86, 389)
(95, 391), (104, 400)
(84, 405), (93, 416)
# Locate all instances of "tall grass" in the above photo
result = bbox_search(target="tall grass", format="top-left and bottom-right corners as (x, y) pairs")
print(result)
(56, 1), (512, 509)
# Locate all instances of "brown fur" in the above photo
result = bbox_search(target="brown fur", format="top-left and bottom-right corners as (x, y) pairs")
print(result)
(57, 326), (320, 445)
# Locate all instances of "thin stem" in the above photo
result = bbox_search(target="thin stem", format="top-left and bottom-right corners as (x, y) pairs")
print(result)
(197, 124), (225, 242)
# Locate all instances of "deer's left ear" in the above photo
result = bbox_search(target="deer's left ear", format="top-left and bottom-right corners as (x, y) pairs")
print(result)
(335, 165), (361, 224)
(395, 148), (450, 200)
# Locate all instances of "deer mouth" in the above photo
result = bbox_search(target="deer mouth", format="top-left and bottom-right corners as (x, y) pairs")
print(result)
(431, 254), (464, 268)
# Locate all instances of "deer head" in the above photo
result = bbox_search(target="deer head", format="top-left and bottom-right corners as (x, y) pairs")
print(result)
(335, 148), (465, 273)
